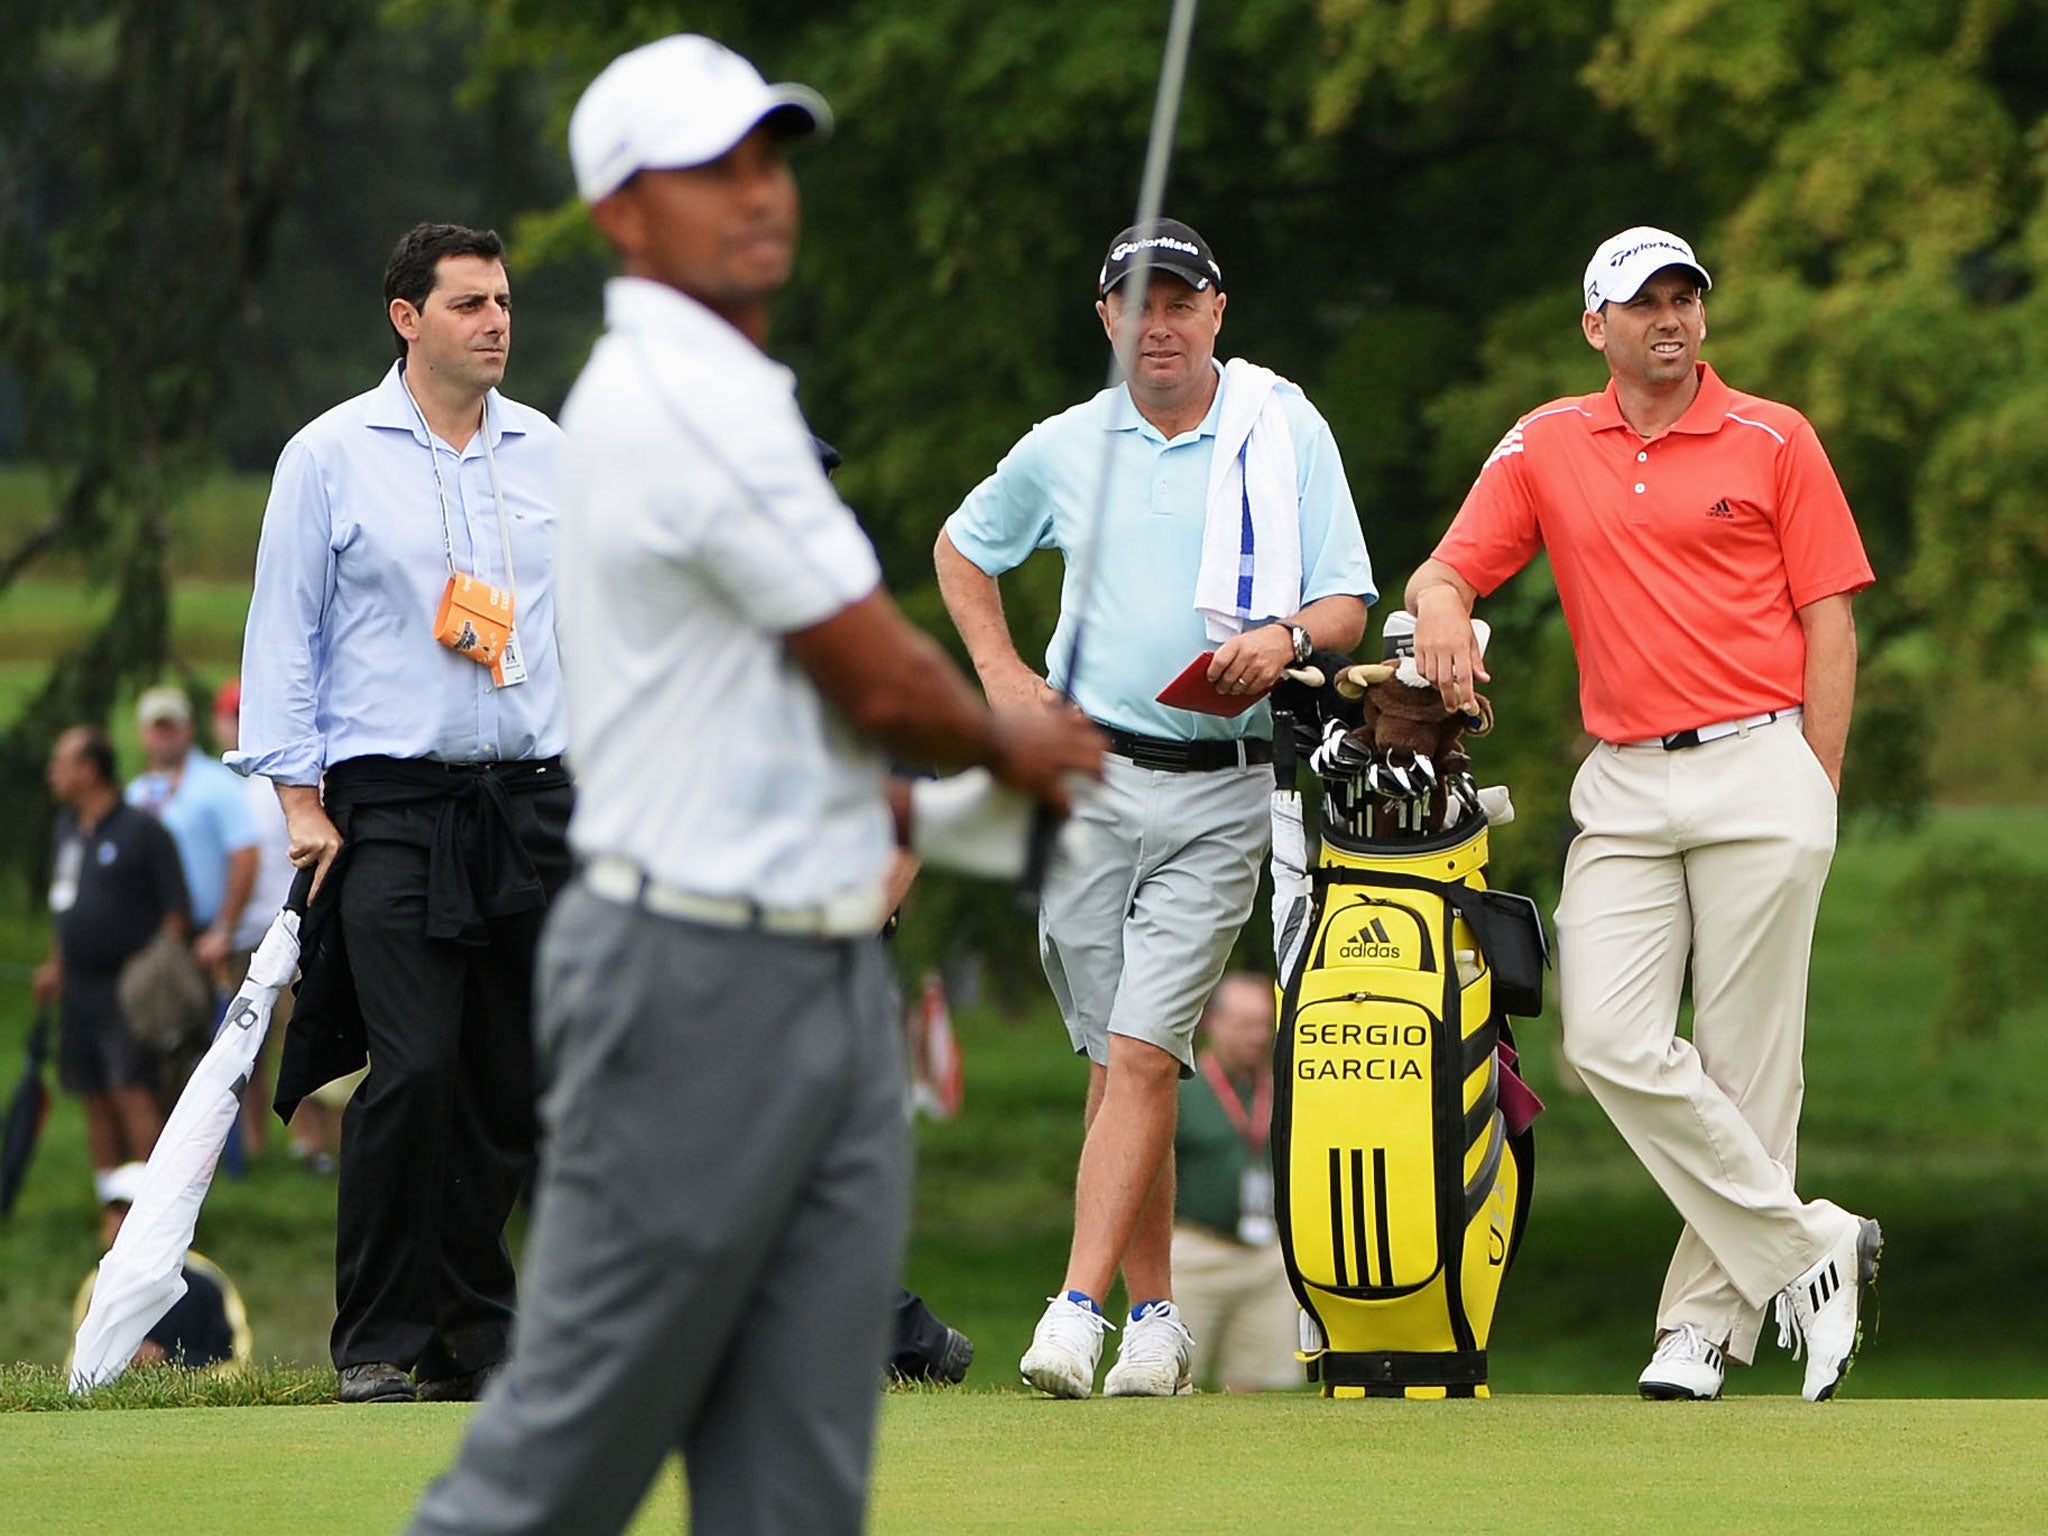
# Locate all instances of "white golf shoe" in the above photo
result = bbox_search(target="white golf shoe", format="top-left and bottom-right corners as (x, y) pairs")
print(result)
(1776, 1216), (1883, 1402)
(1637, 1323), (1725, 1401)
(1102, 1300), (1195, 1397)
(1020, 1293), (1112, 1399)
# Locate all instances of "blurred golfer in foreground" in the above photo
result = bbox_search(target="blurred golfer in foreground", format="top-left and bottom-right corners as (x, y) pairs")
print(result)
(402, 34), (1101, 1536)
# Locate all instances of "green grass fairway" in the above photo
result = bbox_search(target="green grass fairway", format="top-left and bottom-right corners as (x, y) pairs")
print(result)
(1, 1394), (2042, 1535)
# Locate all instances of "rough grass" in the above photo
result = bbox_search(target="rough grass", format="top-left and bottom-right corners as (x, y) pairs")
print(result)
(0, 1361), (336, 1411)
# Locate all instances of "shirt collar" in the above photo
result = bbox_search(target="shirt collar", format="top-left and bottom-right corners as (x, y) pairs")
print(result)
(601, 275), (789, 380)
(1587, 361), (1732, 438)
(362, 361), (525, 451)
(1103, 357), (1226, 443)
(1670, 362), (1734, 433)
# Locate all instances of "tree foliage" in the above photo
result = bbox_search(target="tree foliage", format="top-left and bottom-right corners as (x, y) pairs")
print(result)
(8, 0), (2045, 938)
(0, 0), (366, 885)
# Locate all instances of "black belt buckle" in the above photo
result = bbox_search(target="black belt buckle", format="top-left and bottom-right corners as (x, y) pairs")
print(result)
(1128, 740), (1191, 772)
(1103, 727), (1188, 772)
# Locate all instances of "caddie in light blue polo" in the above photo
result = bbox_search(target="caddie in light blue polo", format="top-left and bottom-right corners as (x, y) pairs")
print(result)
(936, 215), (1375, 1402)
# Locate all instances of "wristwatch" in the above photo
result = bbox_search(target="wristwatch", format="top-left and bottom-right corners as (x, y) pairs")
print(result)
(1284, 623), (1313, 666)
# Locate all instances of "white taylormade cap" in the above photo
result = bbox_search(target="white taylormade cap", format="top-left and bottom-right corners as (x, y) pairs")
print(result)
(1582, 226), (1712, 312)
(569, 35), (832, 204)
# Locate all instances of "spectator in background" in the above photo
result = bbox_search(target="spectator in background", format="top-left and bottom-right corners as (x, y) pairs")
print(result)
(128, 685), (260, 989)
(212, 677), (352, 1168)
(33, 726), (191, 1244)
(1171, 972), (1302, 1392)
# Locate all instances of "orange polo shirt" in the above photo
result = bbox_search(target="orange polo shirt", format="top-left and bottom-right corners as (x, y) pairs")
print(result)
(1432, 363), (1873, 742)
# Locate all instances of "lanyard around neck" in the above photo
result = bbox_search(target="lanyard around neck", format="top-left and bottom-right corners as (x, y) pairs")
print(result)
(402, 371), (517, 598)
(1197, 1051), (1273, 1154)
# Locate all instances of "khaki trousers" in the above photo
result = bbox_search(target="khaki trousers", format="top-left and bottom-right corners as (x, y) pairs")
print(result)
(1170, 1224), (1303, 1392)
(1556, 717), (1849, 1363)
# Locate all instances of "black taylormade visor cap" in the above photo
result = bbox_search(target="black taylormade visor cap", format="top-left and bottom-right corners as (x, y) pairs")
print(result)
(1098, 219), (1224, 298)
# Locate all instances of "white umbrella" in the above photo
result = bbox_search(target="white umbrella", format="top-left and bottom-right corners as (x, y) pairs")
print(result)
(69, 889), (306, 1391)
(1270, 787), (1314, 988)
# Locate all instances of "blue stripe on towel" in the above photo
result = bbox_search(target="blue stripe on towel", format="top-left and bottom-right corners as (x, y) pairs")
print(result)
(1236, 479), (1255, 620)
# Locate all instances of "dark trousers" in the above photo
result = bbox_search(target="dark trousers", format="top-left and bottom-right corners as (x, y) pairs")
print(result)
(332, 783), (572, 1376)
(892, 1289), (954, 1377)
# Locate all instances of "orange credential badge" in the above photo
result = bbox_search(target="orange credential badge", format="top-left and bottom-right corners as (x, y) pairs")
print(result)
(434, 572), (515, 675)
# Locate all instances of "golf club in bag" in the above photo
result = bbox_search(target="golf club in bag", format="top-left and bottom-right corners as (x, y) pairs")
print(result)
(1266, 615), (1547, 1398)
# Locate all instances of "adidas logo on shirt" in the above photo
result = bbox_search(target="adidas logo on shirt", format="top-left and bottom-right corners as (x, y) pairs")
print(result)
(1706, 498), (1735, 519)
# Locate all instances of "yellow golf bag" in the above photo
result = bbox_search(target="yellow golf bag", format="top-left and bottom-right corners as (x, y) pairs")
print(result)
(1273, 813), (1544, 1399)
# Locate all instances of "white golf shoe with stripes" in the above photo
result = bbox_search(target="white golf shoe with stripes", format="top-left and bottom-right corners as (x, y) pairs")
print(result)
(1102, 1300), (1195, 1397)
(1020, 1293), (1113, 1399)
(1777, 1216), (1883, 1402)
(1637, 1323), (1725, 1400)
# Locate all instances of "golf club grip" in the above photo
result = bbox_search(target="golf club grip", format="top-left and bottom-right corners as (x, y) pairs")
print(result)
(285, 864), (316, 917)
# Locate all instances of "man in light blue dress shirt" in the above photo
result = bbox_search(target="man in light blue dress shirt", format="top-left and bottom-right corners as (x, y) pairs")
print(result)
(127, 684), (260, 981)
(232, 222), (573, 1406)
(937, 220), (1375, 1398)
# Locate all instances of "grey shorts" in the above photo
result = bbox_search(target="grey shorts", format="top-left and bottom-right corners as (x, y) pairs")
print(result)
(1039, 754), (1270, 1073)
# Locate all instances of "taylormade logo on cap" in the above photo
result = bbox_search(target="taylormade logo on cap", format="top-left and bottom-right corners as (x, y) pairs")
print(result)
(1582, 226), (1712, 311)
(1109, 235), (1203, 263)
(1098, 219), (1224, 297)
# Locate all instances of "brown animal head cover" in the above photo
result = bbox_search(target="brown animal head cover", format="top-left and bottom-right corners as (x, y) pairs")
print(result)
(1336, 664), (1492, 759)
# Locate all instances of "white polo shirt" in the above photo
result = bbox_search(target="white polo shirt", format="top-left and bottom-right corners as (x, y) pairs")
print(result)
(555, 277), (891, 909)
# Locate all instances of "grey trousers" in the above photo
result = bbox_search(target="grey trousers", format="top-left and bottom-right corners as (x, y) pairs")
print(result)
(404, 881), (910, 1536)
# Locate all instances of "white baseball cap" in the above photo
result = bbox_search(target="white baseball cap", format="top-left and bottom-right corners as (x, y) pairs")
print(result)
(135, 685), (191, 727)
(1582, 226), (1712, 312)
(568, 35), (831, 205)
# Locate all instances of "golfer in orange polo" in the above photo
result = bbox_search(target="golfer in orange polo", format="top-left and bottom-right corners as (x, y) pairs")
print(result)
(1405, 227), (1879, 1404)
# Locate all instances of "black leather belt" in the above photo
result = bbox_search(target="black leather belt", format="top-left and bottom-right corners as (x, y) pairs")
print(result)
(1100, 726), (1273, 773)
(428, 755), (567, 782)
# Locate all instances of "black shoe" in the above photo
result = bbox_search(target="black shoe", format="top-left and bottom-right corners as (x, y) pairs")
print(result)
(338, 1362), (416, 1404)
(416, 1363), (503, 1403)
(932, 1326), (974, 1385)
(890, 1326), (975, 1386)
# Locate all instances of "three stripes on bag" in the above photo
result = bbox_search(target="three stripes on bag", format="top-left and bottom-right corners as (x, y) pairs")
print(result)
(1328, 1147), (1395, 1288)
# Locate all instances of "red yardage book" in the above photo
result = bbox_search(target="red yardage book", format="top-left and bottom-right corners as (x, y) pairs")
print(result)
(1154, 651), (1262, 718)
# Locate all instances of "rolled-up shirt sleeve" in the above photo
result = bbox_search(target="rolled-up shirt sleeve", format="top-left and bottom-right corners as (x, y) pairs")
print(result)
(942, 432), (1054, 578)
(1290, 402), (1377, 607)
(230, 438), (336, 785)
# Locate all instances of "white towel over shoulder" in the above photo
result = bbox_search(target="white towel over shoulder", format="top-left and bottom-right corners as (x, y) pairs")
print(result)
(1195, 358), (1302, 643)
